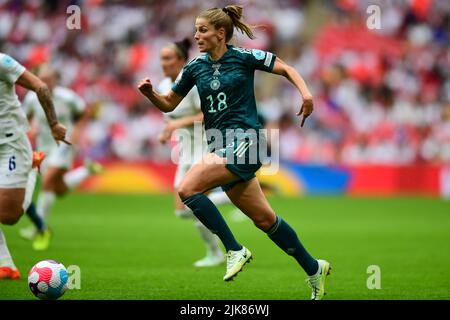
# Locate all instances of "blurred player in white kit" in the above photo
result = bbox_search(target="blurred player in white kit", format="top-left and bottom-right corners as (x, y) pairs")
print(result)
(19, 65), (103, 251)
(0, 53), (67, 279)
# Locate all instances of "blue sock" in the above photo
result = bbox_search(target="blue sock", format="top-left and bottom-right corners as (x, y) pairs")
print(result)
(26, 202), (45, 232)
(266, 215), (318, 276)
(183, 193), (242, 252)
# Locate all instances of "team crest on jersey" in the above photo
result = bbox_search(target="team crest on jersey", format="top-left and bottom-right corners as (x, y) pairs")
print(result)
(210, 79), (221, 90)
(212, 64), (221, 76)
(1, 55), (14, 67)
(252, 49), (266, 60)
(210, 64), (221, 90)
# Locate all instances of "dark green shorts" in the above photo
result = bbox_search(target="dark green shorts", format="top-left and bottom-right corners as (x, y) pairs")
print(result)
(213, 130), (266, 192)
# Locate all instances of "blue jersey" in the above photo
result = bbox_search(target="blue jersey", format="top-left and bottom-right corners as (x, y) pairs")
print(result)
(172, 45), (276, 146)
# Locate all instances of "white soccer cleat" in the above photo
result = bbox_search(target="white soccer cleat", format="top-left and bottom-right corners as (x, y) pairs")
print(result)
(228, 208), (247, 223)
(194, 252), (225, 268)
(19, 225), (37, 241)
(223, 246), (252, 281)
(306, 259), (331, 300)
(85, 160), (104, 175)
(175, 209), (195, 219)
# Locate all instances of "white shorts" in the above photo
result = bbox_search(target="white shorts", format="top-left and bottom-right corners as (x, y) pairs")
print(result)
(41, 143), (75, 173)
(173, 139), (208, 188)
(0, 133), (32, 189)
(174, 162), (192, 189)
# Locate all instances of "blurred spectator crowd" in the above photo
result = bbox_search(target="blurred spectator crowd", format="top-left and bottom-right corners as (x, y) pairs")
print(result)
(1, 0), (449, 165)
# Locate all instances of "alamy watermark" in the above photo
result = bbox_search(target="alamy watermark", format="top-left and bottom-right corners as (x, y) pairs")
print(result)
(366, 265), (381, 290)
(66, 5), (81, 30)
(366, 5), (381, 30)
(171, 122), (280, 175)
(67, 264), (81, 290)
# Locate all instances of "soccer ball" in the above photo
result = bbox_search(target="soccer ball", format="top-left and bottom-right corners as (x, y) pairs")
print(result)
(28, 260), (69, 300)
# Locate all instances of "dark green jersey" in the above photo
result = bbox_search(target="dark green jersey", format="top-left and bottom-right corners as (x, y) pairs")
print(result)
(172, 45), (276, 143)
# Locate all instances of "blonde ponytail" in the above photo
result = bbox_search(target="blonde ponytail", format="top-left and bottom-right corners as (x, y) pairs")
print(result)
(222, 5), (256, 40)
(198, 5), (256, 42)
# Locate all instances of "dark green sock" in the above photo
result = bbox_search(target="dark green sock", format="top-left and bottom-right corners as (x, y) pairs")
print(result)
(26, 202), (45, 232)
(183, 193), (242, 252)
(267, 215), (318, 276)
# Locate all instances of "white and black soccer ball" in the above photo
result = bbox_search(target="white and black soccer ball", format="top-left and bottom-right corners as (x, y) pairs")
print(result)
(28, 260), (69, 300)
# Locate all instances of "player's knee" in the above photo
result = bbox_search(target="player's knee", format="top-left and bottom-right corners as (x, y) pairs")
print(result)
(0, 209), (23, 225)
(253, 219), (272, 231)
(252, 213), (277, 232)
(42, 173), (59, 190)
(178, 186), (192, 201)
(178, 182), (201, 201)
(54, 185), (68, 197)
(1, 216), (20, 225)
(41, 179), (54, 191)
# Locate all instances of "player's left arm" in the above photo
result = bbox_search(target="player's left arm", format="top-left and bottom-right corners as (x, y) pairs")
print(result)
(138, 78), (184, 113)
(159, 112), (204, 144)
(271, 57), (314, 127)
(16, 70), (69, 143)
(166, 112), (204, 132)
(68, 93), (89, 145)
(70, 109), (90, 145)
(22, 93), (39, 141)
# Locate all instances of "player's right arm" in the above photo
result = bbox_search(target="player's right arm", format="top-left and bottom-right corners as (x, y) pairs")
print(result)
(139, 61), (196, 113)
(271, 57), (313, 127)
(159, 112), (204, 144)
(22, 92), (39, 141)
(138, 78), (183, 113)
(16, 71), (68, 144)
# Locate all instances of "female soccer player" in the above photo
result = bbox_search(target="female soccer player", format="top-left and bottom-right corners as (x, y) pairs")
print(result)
(157, 38), (236, 267)
(19, 66), (103, 251)
(138, 6), (330, 300)
(0, 52), (67, 279)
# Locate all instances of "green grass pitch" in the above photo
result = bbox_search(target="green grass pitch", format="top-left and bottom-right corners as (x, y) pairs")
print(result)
(1, 194), (449, 300)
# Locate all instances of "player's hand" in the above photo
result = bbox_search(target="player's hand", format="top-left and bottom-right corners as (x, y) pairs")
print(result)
(51, 123), (71, 145)
(297, 97), (314, 127)
(28, 125), (39, 142)
(158, 133), (169, 144)
(159, 122), (176, 144)
(138, 78), (153, 97)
